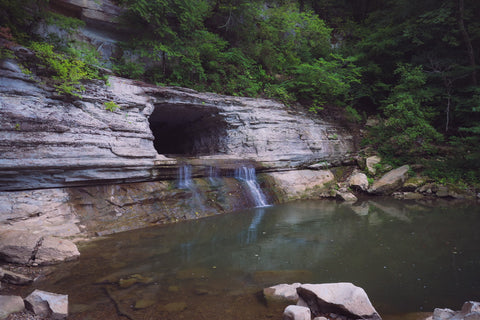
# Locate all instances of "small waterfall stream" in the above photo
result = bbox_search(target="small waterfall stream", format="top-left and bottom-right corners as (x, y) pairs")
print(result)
(178, 165), (193, 189)
(235, 166), (270, 208)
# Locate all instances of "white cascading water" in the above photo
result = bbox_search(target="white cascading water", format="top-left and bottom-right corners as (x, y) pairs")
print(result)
(207, 166), (219, 185)
(178, 165), (193, 189)
(234, 166), (269, 208)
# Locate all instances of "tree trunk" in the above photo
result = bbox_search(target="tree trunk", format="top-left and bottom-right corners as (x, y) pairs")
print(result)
(458, 0), (478, 86)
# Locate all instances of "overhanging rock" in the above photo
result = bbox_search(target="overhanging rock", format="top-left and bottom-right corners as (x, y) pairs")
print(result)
(0, 62), (355, 190)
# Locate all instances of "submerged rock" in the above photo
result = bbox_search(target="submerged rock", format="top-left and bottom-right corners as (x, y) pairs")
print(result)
(162, 302), (188, 312)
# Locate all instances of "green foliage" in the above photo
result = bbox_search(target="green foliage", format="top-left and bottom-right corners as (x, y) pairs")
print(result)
(104, 101), (120, 112)
(29, 42), (99, 97)
(45, 12), (86, 34)
(254, 3), (331, 74)
(371, 64), (443, 158)
(286, 54), (362, 110)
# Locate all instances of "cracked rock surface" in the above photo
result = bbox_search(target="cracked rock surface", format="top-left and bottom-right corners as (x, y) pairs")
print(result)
(0, 230), (79, 265)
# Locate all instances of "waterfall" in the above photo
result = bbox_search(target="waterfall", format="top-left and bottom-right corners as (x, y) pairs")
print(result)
(207, 166), (220, 185)
(178, 165), (193, 189)
(235, 166), (269, 208)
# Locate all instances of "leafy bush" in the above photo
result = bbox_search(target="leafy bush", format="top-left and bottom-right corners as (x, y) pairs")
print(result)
(30, 42), (99, 97)
(104, 101), (120, 112)
(286, 54), (362, 111)
(372, 64), (442, 157)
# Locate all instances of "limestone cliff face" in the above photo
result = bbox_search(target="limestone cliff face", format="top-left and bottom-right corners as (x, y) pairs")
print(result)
(0, 65), (355, 191)
(0, 0), (356, 237)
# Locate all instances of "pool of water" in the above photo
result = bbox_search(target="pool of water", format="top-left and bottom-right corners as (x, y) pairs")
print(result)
(24, 198), (480, 319)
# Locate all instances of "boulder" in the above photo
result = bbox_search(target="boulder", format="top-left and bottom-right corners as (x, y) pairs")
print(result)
(283, 305), (311, 320)
(461, 301), (480, 314)
(402, 176), (426, 191)
(433, 308), (456, 320)
(0, 230), (40, 264)
(427, 301), (480, 320)
(335, 191), (358, 202)
(269, 170), (335, 201)
(370, 165), (410, 195)
(366, 156), (381, 175)
(348, 172), (369, 191)
(297, 283), (381, 320)
(24, 290), (68, 320)
(264, 283), (301, 303)
(0, 295), (25, 319)
(0, 230), (79, 265)
(35, 236), (80, 265)
(0, 267), (33, 285)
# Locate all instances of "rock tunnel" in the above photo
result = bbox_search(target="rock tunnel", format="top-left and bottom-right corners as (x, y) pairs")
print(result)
(148, 103), (228, 157)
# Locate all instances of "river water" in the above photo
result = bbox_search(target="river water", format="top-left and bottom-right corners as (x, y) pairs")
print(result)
(25, 198), (480, 319)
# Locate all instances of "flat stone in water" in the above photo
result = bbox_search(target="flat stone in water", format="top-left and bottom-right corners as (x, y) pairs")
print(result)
(163, 302), (187, 312)
(134, 299), (156, 309)
(118, 274), (154, 288)
(176, 267), (212, 280)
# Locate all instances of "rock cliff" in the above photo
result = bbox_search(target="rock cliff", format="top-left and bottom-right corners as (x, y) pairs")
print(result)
(0, 0), (356, 238)
(0, 66), (355, 191)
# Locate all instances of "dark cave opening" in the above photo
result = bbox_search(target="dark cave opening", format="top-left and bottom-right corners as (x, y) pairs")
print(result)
(148, 103), (228, 157)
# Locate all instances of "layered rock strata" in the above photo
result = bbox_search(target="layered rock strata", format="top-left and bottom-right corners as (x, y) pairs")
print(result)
(0, 60), (355, 191)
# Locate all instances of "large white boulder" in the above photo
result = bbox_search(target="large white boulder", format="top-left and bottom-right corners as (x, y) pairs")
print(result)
(370, 165), (410, 195)
(25, 290), (68, 320)
(269, 170), (335, 201)
(297, 282), (381, 320)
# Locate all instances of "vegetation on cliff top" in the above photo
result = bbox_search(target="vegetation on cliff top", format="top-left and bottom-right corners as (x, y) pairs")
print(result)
(0, 0), (479, 187)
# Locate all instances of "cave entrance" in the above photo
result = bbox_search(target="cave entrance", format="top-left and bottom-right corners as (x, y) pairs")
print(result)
(149, 103), (228, 157)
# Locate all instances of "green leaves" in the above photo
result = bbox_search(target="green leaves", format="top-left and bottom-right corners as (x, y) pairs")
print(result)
(30, 42), (99, 97)
(286, 54), (362, 110)
(375, 64), (442, 157)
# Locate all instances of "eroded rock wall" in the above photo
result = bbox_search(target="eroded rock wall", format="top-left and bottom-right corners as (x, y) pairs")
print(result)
(0, 0), (356, 236)
(0, 64), (355, 191)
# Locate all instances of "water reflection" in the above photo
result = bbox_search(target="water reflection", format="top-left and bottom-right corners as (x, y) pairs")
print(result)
(25, 199), (480, 320)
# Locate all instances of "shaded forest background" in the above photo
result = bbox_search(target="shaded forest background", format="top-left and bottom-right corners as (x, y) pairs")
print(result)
(1, 0), (479, 187)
